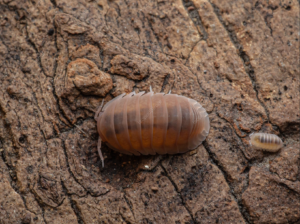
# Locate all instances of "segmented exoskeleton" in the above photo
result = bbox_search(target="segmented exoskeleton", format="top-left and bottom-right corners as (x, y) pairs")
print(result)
(249, 133), (283, 152)
(94, 88), (210, 167)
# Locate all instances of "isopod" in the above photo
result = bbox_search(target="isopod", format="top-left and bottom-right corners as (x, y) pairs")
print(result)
(249, 133), (283, 152)
(94, 88), (210, 167)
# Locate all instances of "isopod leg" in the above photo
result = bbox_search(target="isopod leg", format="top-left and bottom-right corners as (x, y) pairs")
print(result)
(94, 99), (104, 121)
(97, 136), (104, 168)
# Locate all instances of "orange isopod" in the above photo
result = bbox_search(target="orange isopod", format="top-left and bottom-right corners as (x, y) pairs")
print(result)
(94, 88), (210, 167)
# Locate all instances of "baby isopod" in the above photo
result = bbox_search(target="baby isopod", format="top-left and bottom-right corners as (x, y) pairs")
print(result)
(249, 133), (283, 152)
(94, 88), (210, 167)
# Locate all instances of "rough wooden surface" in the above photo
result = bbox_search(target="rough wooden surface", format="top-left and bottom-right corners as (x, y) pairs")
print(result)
(0, 0), (299, 223)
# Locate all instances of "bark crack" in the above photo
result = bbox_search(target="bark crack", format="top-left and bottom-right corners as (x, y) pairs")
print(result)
(60, 139), (89, 193)
(202, 141), (252, 224)
(181, 0), (208, 40)
(51, 23), (72, 130)
(0, 138), (47, 222)
(160, 164), (196, 224)
(207, 0), (271, 124)
(61, 182), (85, 224)
(146, 15), (164, 55)
(123, 193), (136, 223)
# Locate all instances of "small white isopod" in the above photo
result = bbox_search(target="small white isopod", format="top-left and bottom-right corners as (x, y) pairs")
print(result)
(249, 133), (283, 152)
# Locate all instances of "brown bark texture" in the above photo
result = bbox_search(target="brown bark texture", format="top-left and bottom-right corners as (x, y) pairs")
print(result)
(0, 0), (299, 223)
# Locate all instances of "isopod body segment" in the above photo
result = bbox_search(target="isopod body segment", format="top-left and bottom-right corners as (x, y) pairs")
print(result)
(94, 90), (210, 167)
(249, 133), (283, 152)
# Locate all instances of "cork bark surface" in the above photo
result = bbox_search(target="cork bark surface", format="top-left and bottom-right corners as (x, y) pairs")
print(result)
(0, 0), (299, 223)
